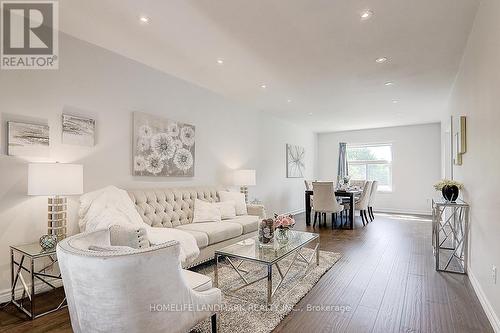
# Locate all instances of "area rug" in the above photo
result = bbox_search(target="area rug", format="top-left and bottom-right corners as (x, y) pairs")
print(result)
(191, 248), (341, 333)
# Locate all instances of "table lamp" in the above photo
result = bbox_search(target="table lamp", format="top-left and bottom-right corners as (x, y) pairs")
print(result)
(233, 169), (256, 203)
(28, 163), (83, 248)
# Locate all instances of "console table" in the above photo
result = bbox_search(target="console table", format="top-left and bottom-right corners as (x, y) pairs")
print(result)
(432, 198), (470, 274)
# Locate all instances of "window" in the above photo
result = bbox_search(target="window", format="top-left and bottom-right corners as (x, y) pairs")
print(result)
(347, 143), (393, 192)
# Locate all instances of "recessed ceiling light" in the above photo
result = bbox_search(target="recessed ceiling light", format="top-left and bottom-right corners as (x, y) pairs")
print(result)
(360, 10), (373, 20)
(376, 57), (388, 64)
(287, 99), (292, 103)
(392, 100), (399, 104)
(260, 84), (267, 89)
(139, 16), (150, 24)
(385, 81), (395, 86)
(308, 112), (313, 116)
(216, 58), (224, 64)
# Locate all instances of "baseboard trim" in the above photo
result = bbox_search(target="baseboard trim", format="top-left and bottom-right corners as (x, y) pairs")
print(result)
(374, 208), (431, 216)
(0, 278), (63, 304)
(468, 270), (500, 332)
(286, 208), (305, 216)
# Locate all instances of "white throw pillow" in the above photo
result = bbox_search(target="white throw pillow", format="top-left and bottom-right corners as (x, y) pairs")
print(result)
(213, 201), (237, 220)
(193, 199), (222, 223)
(219, 191), (247, 215)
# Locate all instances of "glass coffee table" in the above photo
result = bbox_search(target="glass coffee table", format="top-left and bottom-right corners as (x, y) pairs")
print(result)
(214, 230), (319, 306)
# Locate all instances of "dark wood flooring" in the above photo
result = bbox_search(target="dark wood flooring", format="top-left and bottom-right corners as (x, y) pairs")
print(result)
(0, 213), (494, 332)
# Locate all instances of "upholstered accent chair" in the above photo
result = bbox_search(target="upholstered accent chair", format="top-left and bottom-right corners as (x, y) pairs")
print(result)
(312, 182), (344, 229)
(57, 229), (221, 333)
(355, 181), (373, 226)
(367, 180), (379, 221)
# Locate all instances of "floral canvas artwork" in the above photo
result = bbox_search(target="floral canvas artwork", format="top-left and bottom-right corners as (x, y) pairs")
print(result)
(133, 112), (195, 177)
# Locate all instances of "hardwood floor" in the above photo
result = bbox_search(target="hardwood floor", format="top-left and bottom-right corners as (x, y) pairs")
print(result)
(0, 213), (493, 332)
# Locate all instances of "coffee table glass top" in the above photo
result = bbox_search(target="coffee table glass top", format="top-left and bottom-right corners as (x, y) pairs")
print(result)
(215, 230), (318, 264)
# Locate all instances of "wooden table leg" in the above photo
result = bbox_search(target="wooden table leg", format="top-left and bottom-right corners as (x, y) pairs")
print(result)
(305, 191), (312, 226)
(349, 194), (354, 230)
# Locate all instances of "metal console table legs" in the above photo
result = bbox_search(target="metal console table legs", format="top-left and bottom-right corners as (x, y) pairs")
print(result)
(432, 199), (470, 274)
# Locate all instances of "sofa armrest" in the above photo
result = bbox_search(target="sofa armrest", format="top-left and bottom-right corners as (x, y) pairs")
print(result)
(247, 204), (266, 219)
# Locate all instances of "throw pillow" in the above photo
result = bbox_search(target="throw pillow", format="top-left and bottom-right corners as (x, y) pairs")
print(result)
(219, 191), (247, 215)
(213, 201), (237, 219)
(193, 199), (222, 223)
(109, 225), (150, 249)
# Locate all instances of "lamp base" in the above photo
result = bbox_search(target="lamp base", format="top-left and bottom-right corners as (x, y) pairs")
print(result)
(48, 196), (67, 241)
(240, 186), (249, 204)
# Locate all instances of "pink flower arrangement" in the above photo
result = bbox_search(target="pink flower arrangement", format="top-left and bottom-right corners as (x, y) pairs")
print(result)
(274, 214), (295, 230)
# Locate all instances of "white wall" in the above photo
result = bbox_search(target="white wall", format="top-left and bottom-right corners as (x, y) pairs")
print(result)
(446, 0), (500, 329)
(317, 123), (441, 214)
(0, 34), (316, 298)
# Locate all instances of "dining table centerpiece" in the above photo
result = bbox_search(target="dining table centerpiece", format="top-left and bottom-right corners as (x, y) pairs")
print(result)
(433, 179), (464, 202)
(274, 214), (295, 245)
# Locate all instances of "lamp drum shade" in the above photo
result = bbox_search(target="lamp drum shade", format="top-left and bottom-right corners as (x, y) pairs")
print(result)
(28, 163), (83, 196)
(233, 169), (256, 186)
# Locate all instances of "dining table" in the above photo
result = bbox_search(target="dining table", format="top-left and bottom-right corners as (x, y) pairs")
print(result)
(305, 189), (361, 230)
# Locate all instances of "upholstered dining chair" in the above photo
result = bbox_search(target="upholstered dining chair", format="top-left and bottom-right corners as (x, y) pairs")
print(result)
(355, 181), (373, 226)
(312, 182), (344, 229)
(57, 229), (221, 333)
(368, 180), (379, 221)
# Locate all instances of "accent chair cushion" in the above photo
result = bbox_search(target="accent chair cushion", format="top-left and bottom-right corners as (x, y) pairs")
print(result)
(219, 191), (247, 215)
(176, 222), (243, 245)
(182, 269), (212, 292)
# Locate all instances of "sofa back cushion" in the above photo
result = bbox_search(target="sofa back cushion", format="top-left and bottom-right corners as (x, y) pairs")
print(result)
(128, 187), (221, 228)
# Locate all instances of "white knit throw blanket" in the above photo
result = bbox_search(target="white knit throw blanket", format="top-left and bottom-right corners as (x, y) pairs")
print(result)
(78, 185), (200, 264)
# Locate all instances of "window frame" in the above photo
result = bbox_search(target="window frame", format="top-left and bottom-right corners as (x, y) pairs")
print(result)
(346, 143), (393, 193)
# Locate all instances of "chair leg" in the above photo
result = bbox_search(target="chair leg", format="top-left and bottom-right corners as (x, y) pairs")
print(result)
(369, 207), (374, 221)
(211, 313), (217, 333)
(331, 213), (335, 229)
(360, 210), (366, 226)
(313, 212), (318, 227)
(364, 210), (370, 223)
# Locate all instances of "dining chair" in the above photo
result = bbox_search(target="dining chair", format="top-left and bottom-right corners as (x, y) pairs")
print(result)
(367, 180), (378, 221)
(312, 182), (344, 229)
(355, 181), (373, 226)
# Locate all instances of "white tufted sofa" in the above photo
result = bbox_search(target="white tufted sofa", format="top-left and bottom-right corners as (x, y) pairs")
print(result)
(128, 187), (266, 267)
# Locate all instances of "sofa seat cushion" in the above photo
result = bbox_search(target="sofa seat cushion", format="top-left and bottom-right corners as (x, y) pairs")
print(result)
(182, 269), (212, 292)
(180, 229), (209, 249)
(177, 222), (243, 245)
(224, 215), (259, 234)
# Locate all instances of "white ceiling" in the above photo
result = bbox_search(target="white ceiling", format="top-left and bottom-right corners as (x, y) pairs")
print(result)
(59, 0), (480, 132)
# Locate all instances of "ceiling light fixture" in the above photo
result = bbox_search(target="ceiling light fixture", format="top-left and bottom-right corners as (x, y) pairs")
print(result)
(216, 58), (224, 64)
(385, 81), (394, 86)
(376, 57), (388, 64)
(287, 99), (292, 103)
(260, 84), (267, 89)
(360, 10), (373, 20)
(308, 112), (313, 116)
(392, 100), (399, 104)
(139, 16), (150, 24)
